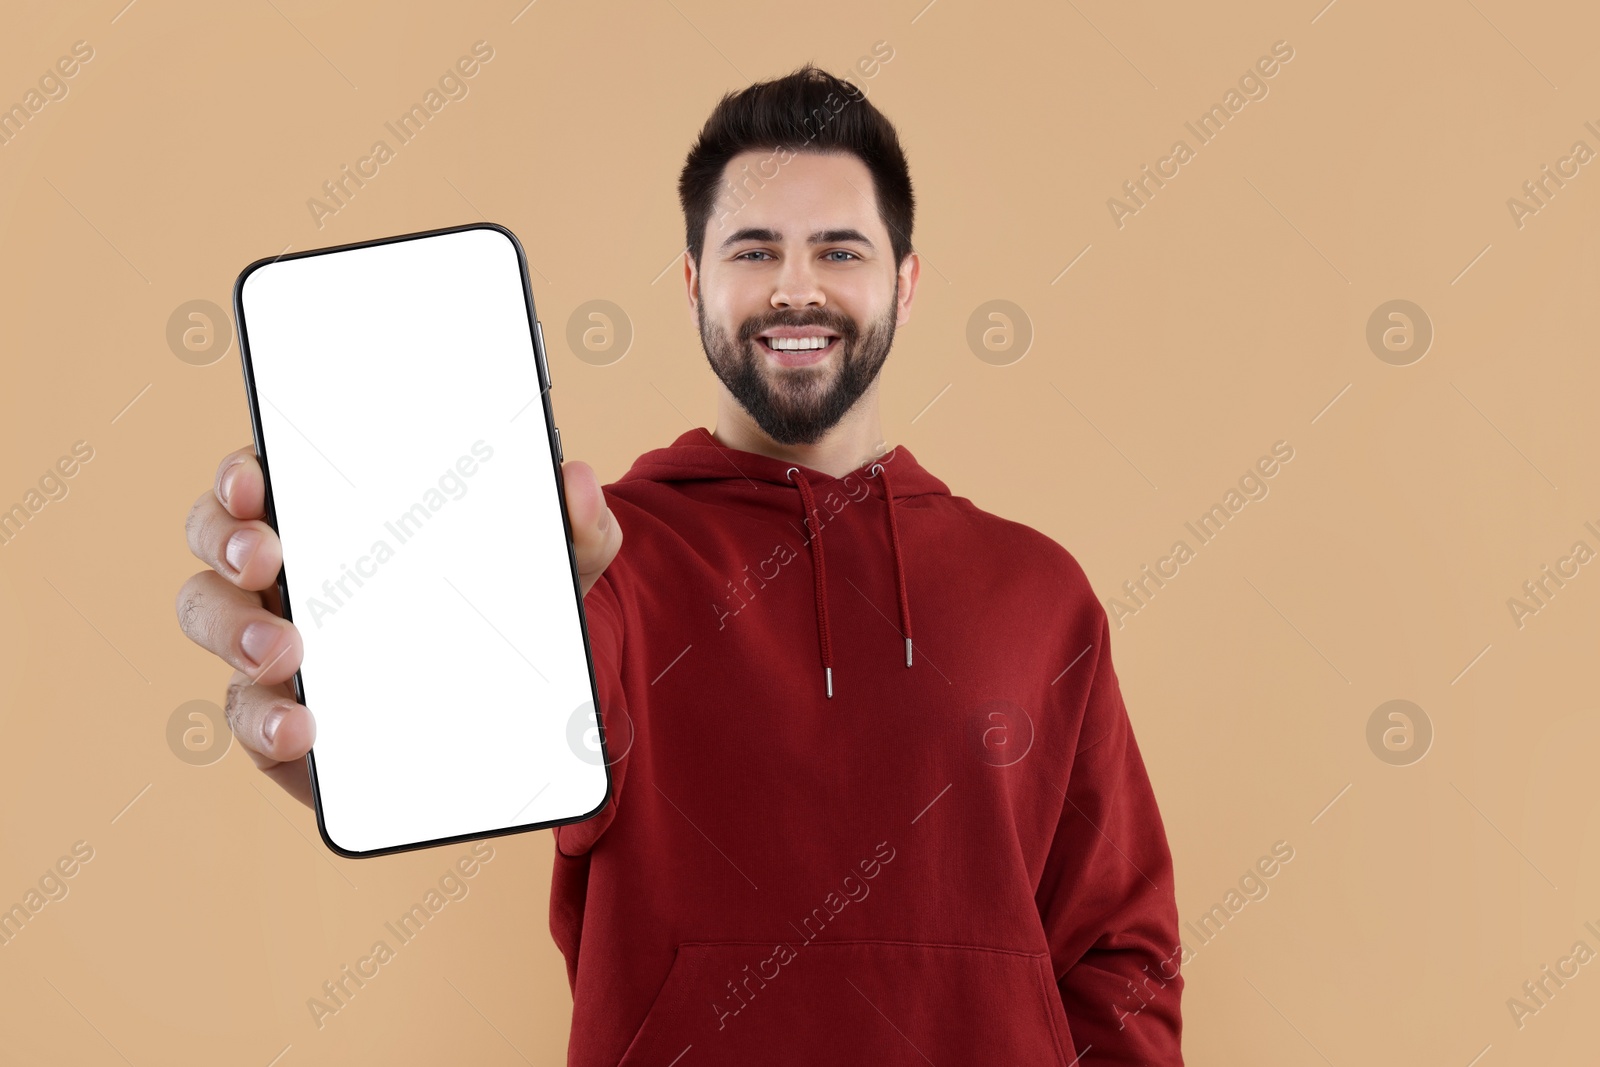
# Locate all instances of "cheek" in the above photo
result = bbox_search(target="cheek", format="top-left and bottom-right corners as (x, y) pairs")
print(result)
(848, 278), (899, 323)
(705, 303), (746, 339)
(853, 295), (896, 334)
(821, 290), (871, 331)
(700, 305), (753, 350)
(700, 278), (760, 331)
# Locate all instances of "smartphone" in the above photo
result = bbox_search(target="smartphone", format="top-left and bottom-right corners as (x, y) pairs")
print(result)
(233, 222), (611, 858)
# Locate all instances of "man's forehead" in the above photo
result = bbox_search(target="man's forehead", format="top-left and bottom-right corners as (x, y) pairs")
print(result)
(711, 150), (882, 241)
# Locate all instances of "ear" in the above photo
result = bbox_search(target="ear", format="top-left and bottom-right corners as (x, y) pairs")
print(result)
(894, 251), (921, 328)
(682, 251), (700, 329)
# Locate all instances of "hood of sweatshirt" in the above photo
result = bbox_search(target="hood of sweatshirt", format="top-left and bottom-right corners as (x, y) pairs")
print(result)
(615, 427), (952, 700)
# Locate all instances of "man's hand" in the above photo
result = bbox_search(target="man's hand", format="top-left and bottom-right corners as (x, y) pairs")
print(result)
(561, 458), (624, 601)
(175, 446), (623, 809)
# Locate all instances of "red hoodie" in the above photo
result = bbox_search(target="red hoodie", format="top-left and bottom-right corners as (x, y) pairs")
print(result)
(550, 428), (1183, 1066)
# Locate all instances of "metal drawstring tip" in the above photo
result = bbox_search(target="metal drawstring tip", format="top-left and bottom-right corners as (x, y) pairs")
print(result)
(905, 638), (914, 667)
(825, 667), (833, 699)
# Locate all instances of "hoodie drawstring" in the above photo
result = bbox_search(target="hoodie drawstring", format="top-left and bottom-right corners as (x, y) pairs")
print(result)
(787, 470), (835, 699)
(872, 461), (916, 670)
(786, 460), (914, 699)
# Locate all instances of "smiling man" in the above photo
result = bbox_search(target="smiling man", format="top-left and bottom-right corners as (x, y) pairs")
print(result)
(178, 63), (1183, 1066)
(554, 66), (1186, 1064)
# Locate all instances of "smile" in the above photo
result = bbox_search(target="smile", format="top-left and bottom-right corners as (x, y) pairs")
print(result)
(756, 329), (841, 366)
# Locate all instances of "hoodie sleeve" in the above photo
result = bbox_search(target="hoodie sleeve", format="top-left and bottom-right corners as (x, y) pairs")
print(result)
(549, 571), (631, 991)
(553, 571), (629, 858)
(1037, 605), (1184, 1064)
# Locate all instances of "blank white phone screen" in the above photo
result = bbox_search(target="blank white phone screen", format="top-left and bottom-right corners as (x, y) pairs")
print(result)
(237, 225), (607, 856)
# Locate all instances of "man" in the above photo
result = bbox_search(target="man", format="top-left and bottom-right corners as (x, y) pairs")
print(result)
(178, 64), (1184, 1065)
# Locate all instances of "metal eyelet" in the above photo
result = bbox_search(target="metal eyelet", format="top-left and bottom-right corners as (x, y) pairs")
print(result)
(784, 466), (799, 482)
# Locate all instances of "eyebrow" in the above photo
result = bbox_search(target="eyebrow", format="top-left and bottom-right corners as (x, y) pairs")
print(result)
(718, 227), (876, 253)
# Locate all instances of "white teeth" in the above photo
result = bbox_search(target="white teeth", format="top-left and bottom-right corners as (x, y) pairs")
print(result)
(766, 336), (833, 351)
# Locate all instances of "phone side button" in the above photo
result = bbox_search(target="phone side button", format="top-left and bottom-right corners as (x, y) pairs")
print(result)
(534, 319), (552, 393)
(554, 427), (563, 463)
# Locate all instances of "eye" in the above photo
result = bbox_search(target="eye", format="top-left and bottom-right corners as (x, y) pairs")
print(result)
(734, 249), (773, 261)
(824, 250), (859, 262)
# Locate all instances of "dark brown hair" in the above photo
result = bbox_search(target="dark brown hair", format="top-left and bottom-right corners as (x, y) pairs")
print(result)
(677, 63), (915, 269)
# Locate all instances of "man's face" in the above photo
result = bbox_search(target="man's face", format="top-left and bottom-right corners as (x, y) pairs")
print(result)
(688, 149), (915, 446)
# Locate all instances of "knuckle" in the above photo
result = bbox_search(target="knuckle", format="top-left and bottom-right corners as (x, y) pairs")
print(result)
(184, 501), (205, 553)
(185, 492), (219, 561)
(223, 677), (246, 732)
(175, 576), (206, 637)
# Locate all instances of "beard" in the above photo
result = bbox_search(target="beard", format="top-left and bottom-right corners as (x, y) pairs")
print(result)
(699, 284), (898, 447)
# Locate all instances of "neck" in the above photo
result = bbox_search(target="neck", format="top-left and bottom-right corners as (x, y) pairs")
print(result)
(712, 384), (888, 479)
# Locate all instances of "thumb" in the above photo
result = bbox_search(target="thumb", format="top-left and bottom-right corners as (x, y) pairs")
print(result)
(562, 459), (622, 597)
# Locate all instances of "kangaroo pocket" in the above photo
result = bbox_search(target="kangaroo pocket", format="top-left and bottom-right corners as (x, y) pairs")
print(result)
(616, 939), (1076, 1066)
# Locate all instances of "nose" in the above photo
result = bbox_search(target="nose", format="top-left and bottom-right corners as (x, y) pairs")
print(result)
(771, 253), (825, 310)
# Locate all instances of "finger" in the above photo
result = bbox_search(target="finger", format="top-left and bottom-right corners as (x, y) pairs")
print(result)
(186, 488), (283, 591)
(175, 570), (303, 686)
(214, 446), (266, 521)
(224, 671), (315, 809)
(563, 460), (622, 596)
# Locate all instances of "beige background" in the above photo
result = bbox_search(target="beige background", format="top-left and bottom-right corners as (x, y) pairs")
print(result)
(2, 0), (1597, 1062)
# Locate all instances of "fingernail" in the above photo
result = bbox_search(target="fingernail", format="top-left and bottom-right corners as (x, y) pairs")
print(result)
(225, 529), (261, 573)
(241, 621), (279, 667)
(262, 706), (288, 746)
(219, 460), (244, 505)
